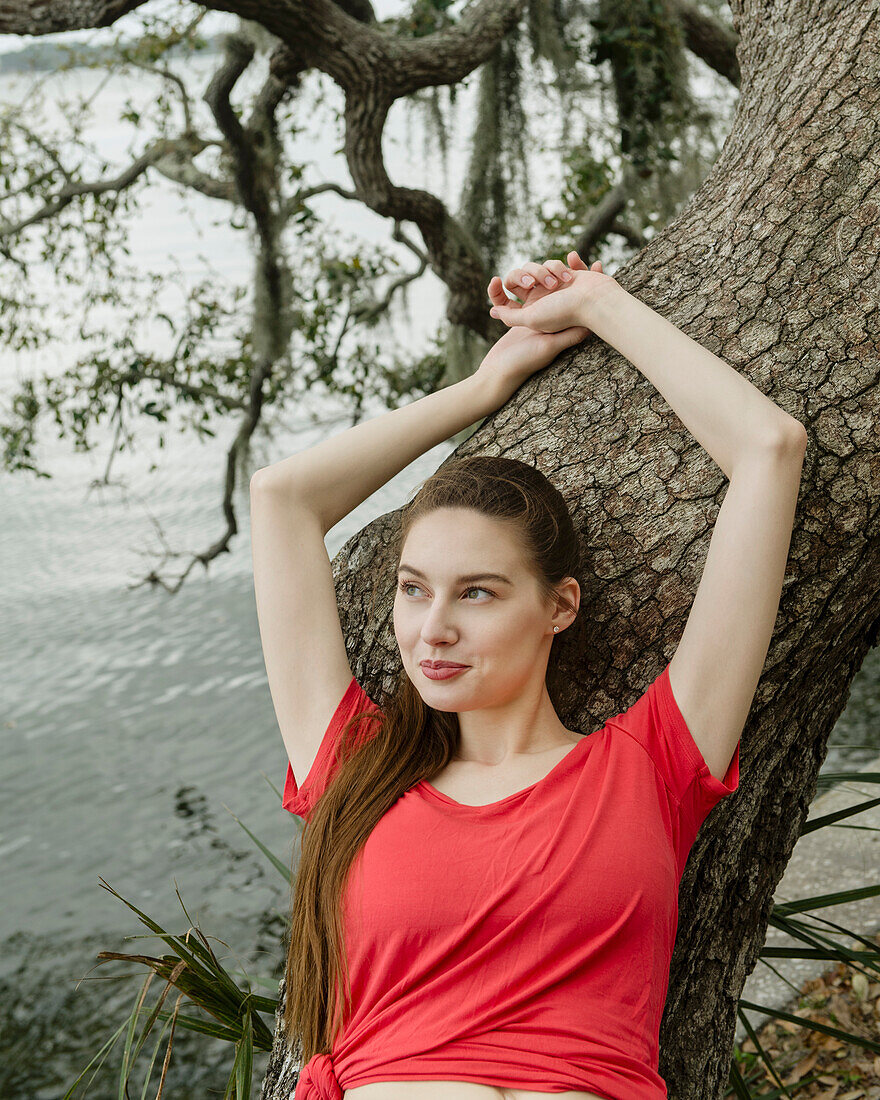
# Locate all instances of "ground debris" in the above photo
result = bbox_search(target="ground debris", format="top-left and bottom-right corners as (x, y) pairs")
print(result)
(733, 931), (880, 1097)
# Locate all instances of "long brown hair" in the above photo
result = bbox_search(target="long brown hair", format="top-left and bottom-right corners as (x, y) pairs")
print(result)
(281, 454), (589, 1063)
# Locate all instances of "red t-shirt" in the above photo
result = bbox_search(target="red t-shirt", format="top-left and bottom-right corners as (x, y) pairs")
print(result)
(283, 663), (740, 1100)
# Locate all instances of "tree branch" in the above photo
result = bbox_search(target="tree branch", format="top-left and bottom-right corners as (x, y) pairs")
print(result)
(152, 147), (236, 202)
(124, 57), (198, 135)
(574, 161), (646, 261)
(0, 0), (147, 34)
(117, 368), (248, 411)
(671, 0), (741, 86)
(0, 134), (215, 237)
(279, 181), (365, 221)
(351, 221), (430, 324)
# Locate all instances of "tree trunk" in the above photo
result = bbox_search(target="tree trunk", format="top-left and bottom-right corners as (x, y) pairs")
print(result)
(0, 0), (874, 1094)
(262, 4), (880, 1096)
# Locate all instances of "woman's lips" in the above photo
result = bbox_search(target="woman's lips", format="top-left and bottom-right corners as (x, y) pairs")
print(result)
(420, 664), (469, 681)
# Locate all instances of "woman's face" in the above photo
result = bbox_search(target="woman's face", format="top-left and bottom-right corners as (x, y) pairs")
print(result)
(393, 507), (569, 712)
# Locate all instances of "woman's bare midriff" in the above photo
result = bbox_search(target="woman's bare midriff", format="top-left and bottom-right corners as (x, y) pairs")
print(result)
(344, 1083), (609, 1099)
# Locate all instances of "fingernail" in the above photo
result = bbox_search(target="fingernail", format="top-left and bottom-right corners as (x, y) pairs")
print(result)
(521, 275), (534, 286)
(490, 308), (499, 317)
(561, 272), (571, 282)
(544, 276), (556, 287)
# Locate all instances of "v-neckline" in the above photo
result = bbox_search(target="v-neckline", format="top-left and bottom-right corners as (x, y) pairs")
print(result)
(416, 732), (590, 812)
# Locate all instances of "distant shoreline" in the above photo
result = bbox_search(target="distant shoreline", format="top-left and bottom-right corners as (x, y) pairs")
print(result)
(0, 34), (223, 75)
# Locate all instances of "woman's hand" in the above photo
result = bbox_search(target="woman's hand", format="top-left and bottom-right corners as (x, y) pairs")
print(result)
(487, 250), (619, 334)
(473, 251), (618, 401)
(472, 316), (591, 402)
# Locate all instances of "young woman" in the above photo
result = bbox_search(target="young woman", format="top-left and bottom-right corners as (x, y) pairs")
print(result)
(250, 251), (808, 1100)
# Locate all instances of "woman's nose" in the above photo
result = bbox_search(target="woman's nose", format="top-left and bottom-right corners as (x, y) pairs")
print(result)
(419, 606), (458, 644)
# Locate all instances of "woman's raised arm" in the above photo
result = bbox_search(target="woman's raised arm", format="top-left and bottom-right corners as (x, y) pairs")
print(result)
(250, 374), (500, 533)
(249, 373), (503, 788)
(249, 268), (599, 783)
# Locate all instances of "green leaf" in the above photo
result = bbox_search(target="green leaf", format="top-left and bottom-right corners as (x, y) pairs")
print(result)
(800, 794), (880, 834)
(61, 1018), (130, 1099)
(234, 1009), (254, 1098)
(773, 883), (880, 916)
(738, 997), (880, 1056)
(734, 1008), (795, 1099)
(221, 801), (292, 883)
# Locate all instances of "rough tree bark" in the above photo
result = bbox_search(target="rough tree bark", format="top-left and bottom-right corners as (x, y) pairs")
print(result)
(1, 0), (876, 1096)
(263, 5), (880, 1098)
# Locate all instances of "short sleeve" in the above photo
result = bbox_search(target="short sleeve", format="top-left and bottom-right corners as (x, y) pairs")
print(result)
(608, 662), (740, 838)
(282, 675), (383, 821)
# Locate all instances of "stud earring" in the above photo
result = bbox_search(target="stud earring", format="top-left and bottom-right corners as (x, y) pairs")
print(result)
(553, 626), (559, 632)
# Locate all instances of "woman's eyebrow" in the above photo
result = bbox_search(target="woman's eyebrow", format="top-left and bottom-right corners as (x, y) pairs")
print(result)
(397, 564), (513, 585)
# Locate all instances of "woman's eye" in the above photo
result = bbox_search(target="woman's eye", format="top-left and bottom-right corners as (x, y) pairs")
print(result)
(397, 582), (494, 600)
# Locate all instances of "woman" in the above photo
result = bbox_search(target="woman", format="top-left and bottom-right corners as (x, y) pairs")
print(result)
(250, 251), (808, 1100)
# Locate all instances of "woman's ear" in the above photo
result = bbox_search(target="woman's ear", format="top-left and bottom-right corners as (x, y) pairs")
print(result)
(559, 576), (581, 617)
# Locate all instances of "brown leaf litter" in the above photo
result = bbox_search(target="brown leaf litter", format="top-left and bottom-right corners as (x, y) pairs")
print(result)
(732, 930), (880, 1098)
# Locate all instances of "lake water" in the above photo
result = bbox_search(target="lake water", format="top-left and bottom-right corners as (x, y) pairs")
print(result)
(1, 46), (877, 1100)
